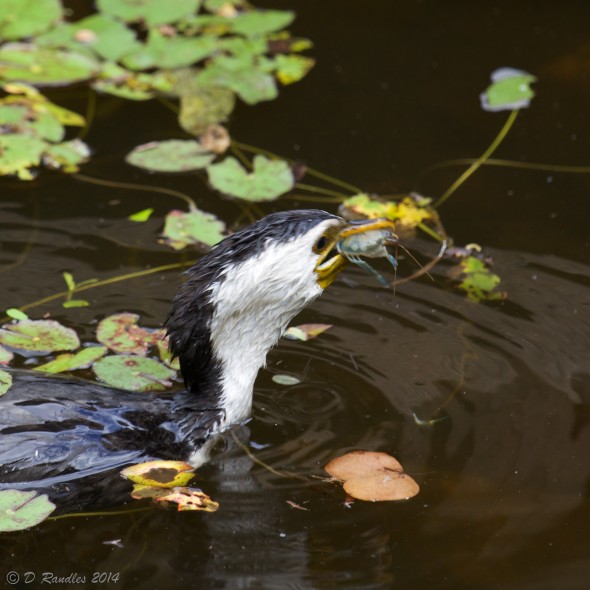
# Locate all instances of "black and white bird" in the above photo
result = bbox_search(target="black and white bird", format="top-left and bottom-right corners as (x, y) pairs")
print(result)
(0, 210), (373, 504)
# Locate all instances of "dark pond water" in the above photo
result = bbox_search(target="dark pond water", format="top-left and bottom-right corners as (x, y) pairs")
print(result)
(2, 1), (590, 588)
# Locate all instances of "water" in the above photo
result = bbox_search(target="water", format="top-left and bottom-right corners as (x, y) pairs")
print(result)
(1, 1), (590, 588)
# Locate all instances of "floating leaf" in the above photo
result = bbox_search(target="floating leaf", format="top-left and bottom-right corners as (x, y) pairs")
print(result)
(273, 54), (315, 85)
(93, 65), (173, 101)
(129, 208), (154, 222)
(5, 308), (27, 321)
(480, 67), (537, 112)
(160, 209), (226, 250)
(0, 44), (99, 86)
(62, 299), (90, 308)
(179, 85), (236, 136)
(93, 354), (176, 391)
(37, 14), (141, 62)
(0, 0), (62, 41)
(283, 323), (332, 341)
(0, 134), (47, 180)
(98, 0), (200, 26)
(121, 460), (195, 488)
(96, 313), (155, 356)
(131, 484), (219, 511)
(43, 139), (91, 173)
(126, 139), (215, 173)
(207, 155), (293, 201)
(0, 369), (12, 395)
(0, 319), (80, 354)
(325, 451), (419, 502)
(0, 345), (13, 365)
(34, 346), (107, 374)
(0, 490), (55, 532)
(272, 374), (301, 386)
(122, 29), (217, 70)
(452, 256), (506, 302)
(154, 329), (181, 370)
(231, 10), (295, 37)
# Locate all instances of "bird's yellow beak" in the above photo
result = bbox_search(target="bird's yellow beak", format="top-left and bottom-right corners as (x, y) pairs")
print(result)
(314, 218), (396, 289)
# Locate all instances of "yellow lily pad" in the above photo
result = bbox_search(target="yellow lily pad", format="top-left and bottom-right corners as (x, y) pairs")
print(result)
(121, 460), (196, 488)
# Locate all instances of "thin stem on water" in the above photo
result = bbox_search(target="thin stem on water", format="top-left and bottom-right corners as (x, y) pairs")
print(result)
(424, 157), (590, 176)
(433, 109), (519, 209)
(294, 183), (348, 200)
(77, 88), (96, 141)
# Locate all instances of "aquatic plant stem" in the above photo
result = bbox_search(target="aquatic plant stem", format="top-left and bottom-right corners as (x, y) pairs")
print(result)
(424, 157), (590, 175)
(77, 88), (96, 141)
(73, 174), (199, 212)
(294, 183), (348, 199)
(433, 109), (519, 209)
(48, 507), (152, 521)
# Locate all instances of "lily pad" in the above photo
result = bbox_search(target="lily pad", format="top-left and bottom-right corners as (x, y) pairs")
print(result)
(34, 345), (107, 374)
(160, 209), (226, 250)
(273, 54), (315, 85)
(283, 323), (332, 341)
(43, 139), (91, 173)
(179, 85), (236, 136)
(126, 139), (215, 172)
(0, 369), (12, 395)
(98, 0), (200, 26)
(0, 134), (47, 180)
(480, 67), (537, 112)
(121, 460), (195, 488)
(452, 256), (506, 302)
(230, 10), (295, 37)
(0, 345), (13, 364)
(325, 450), (420, 502)
(0, 0), (62, 41)
(0, 44), (100, 86)
(154, 329), (181, 370)
(0, 319), (80, 354)
(0, 490), (55, 532)
(131, 484), (219, 511)
(37, 14), (141, 62)
(96, 313), (155, 356)
(93, 354), (176, 391)
(5, 308), (28, 321)
(92, 66), (173, 101)
(122, 29), (217, 71)
(207, 155), (293, 201)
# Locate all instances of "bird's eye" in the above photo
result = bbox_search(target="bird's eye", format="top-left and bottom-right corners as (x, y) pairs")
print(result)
(314, 235), (329, 251)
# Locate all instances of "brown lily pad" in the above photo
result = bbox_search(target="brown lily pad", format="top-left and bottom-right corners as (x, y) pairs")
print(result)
(96, 312), (155, 355)
(121, 460), (195, 488)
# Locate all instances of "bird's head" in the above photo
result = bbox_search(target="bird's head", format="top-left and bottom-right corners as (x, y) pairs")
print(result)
(166, 210), (366, 428)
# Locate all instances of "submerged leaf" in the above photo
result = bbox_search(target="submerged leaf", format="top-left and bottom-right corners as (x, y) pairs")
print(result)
(207, 155), (294, 201)
(121, 460), (195, 488)
(93, 354), (176, 391)
(96, 313), (155, 356)
(0, 490), (55, 532)
(0, 369), (12, 395)
(34, 346), (107, 374)
(131, 484), (219, 511)
(452, 255), (506, 302)
(0, 0), (62, 41)
(480, 67), (537, 112)
(126, 139), (215, 172)
(0, 319), (80, 354)
(178, 85), (236, 136)
(98, 0), (200, 26)
(160, 209), (226, 250)
(283, 323), (332, 341)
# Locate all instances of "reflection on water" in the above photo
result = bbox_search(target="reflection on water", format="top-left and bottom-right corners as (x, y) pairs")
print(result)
(2, 0), (590, 588)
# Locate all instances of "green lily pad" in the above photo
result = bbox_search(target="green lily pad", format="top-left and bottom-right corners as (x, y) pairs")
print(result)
(207, 155), (293, 201)
(34, 345), (107, 374)
(126, 139), (215, 172)
(0, 0), (62, 41)
(37, 14), (141, 62)
(231, 10), (294, 37)
(0, 344), (13, 364)
(122, 29), (217, 71)
(0, 369), (12, 395)
(0, 44), (100, 86)
(0, 319), (80, 354)
(273, 54), (315, 85)
(93, 354), (176, 392)
(0, 134), (47, 180)
(98, 0), (200, 26)
(129, 208), (154, 222)
(160, 209), (226, 250)
(198, 57), (277, 104)
(5, 308), (28, 321)
(179, 85), (236, 136)
(121, 460), (195, 488)
(43, 139), (91, 173)
(480, 67), (536, 112)
(453, 256), (506, 302)
(97, 313), (155, 356)
(92, 65), (173, 101)
(0, 490), (55, 532)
